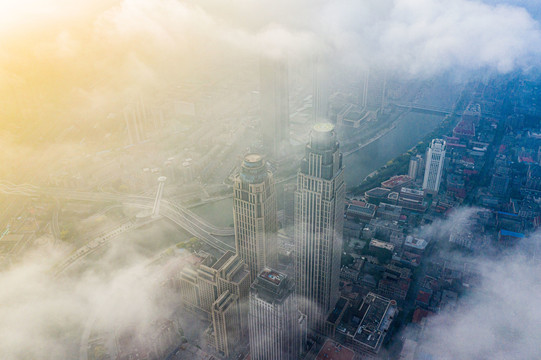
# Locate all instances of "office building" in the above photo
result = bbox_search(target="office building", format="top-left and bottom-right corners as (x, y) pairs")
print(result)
(346, 293), (398, 356)
(359, 68), (386, 113)
(260, 57), (289, 158)
(211, 291), (241, 358)
(316, 339), (360, 360)
(422, 139), (446, 193)
(178, 251), (250, 328)
(234, 154), (278, 282)
(408, 154), (424, 180)
(294, 123), (345, 330)
(313, 56), (329, 123)
(249, 268), (304, 360)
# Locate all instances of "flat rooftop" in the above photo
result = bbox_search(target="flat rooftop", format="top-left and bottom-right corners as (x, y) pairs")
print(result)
(327, 297), (349, 324)
(348, 204), (375, 215)
(365, 187), (391, 197)
(258, 268), (286, 286)
(381, 175), (412, 188)
(316, 340), (358, 360)
(352, 293), (397, 351)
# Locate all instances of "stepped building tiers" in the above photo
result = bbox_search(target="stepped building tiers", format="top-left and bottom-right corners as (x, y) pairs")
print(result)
(233, 154), (278, 282)
(294, 123), (346, 330)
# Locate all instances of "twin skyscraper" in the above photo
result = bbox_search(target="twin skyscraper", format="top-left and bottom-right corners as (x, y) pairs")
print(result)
(233, 123), (345, 359)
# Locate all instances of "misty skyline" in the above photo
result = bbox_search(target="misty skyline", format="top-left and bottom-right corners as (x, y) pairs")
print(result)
(2, 1), (541, 360)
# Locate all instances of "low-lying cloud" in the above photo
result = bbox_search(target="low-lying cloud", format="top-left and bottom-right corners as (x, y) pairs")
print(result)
(404, 207), (541, 359)
(418, 249), (541, 359)
(0, 238), (184, 359)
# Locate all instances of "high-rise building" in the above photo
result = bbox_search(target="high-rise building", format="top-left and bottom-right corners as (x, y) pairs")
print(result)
(360, 68), (386, 113)
(178, 251), (250, 323)
(249, 268), (304, 360)
(422, 139), (446, 194)
(312, 57), (329, 123)
(260, 57), (289, 158)
(211, 291), (241, 358)
(294, 123), (345, 330)
(408, 154), (424, 180)
(234, 154), (278, 282)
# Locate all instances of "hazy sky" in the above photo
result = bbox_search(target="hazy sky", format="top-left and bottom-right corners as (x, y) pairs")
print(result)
(2, 2), (541, 359)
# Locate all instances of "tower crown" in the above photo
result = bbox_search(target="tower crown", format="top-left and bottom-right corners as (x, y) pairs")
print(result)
(309, 123), (337, 151)
(240, 154), (267, 184)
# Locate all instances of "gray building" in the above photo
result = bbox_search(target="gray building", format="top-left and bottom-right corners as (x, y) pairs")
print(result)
(248, 268), (305, 360)
(234, 154), (278, 283)
(408, 154), (424, 180)
(211, 291), (241, 358)
(260, 57), (289, 159)
(294, 123), (345, 330)
(178, 251), (250, 332)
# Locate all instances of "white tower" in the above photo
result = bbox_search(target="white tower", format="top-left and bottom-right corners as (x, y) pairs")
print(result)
(422, 139), (446, 194)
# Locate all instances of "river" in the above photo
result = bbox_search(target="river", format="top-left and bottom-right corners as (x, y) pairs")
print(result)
(343, 111), (445, 187)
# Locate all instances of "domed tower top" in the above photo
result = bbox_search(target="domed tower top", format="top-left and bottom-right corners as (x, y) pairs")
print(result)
(240, 154), (268, 184)
(301, 123), (342, 180)
(309, 123), (337, 151)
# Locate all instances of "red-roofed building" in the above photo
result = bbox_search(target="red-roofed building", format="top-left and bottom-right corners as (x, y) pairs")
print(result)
(453, 119), (475, 139)
(412, 308), (435, 324)
(316, 339), (360, 360)
(415, 290), (432, 307)
(381, 175), (413, 191)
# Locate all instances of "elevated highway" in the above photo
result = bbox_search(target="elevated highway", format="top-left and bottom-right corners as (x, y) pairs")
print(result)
(0, 182), (236, 255)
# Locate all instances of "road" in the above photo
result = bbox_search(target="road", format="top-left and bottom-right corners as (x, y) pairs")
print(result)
(0, 182), (236, 254)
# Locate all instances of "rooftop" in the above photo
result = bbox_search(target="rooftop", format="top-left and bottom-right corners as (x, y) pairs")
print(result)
(314, 122), (335, 133)
(370, 239), (395, 252)
(327, 297), (349, 324)
(352, 293), (397, 351)
(499, 229), (525, 238)
(381, 175), (412, 189)
(251, 268), (293, 304)
(404, 236), (428, 250)
(316, 340), (358, 360)
(365, 187), (391, 198)
(258, 268), (286, 286)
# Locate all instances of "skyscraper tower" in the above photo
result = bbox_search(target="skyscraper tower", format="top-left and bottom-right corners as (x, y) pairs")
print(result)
(260, 57), (289, 158)
(234, 154), (278, 282)
(312, 56), (329, 123)
(422, 139), (446, 194)
(249, 268), (304, 360)
(294, 123), (345, 330)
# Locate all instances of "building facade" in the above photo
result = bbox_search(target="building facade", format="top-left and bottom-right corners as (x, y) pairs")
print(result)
(248, 268), (304, 360)
(408, 154), (424, 180)
(212, 291), (241, 358)
(260, 57), (289, 158)
(294, 123), (345, 330)
(234, 154), (278, 282)
(422, 139), (446, 193)
(178, 251), (250, 329)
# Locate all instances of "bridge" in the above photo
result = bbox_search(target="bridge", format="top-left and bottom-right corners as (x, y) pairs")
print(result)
(0, 182), (236, 259)
(391, 103), (453, 116)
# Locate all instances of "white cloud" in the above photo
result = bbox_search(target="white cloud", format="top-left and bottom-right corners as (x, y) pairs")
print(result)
(418, 248), (541, 359)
